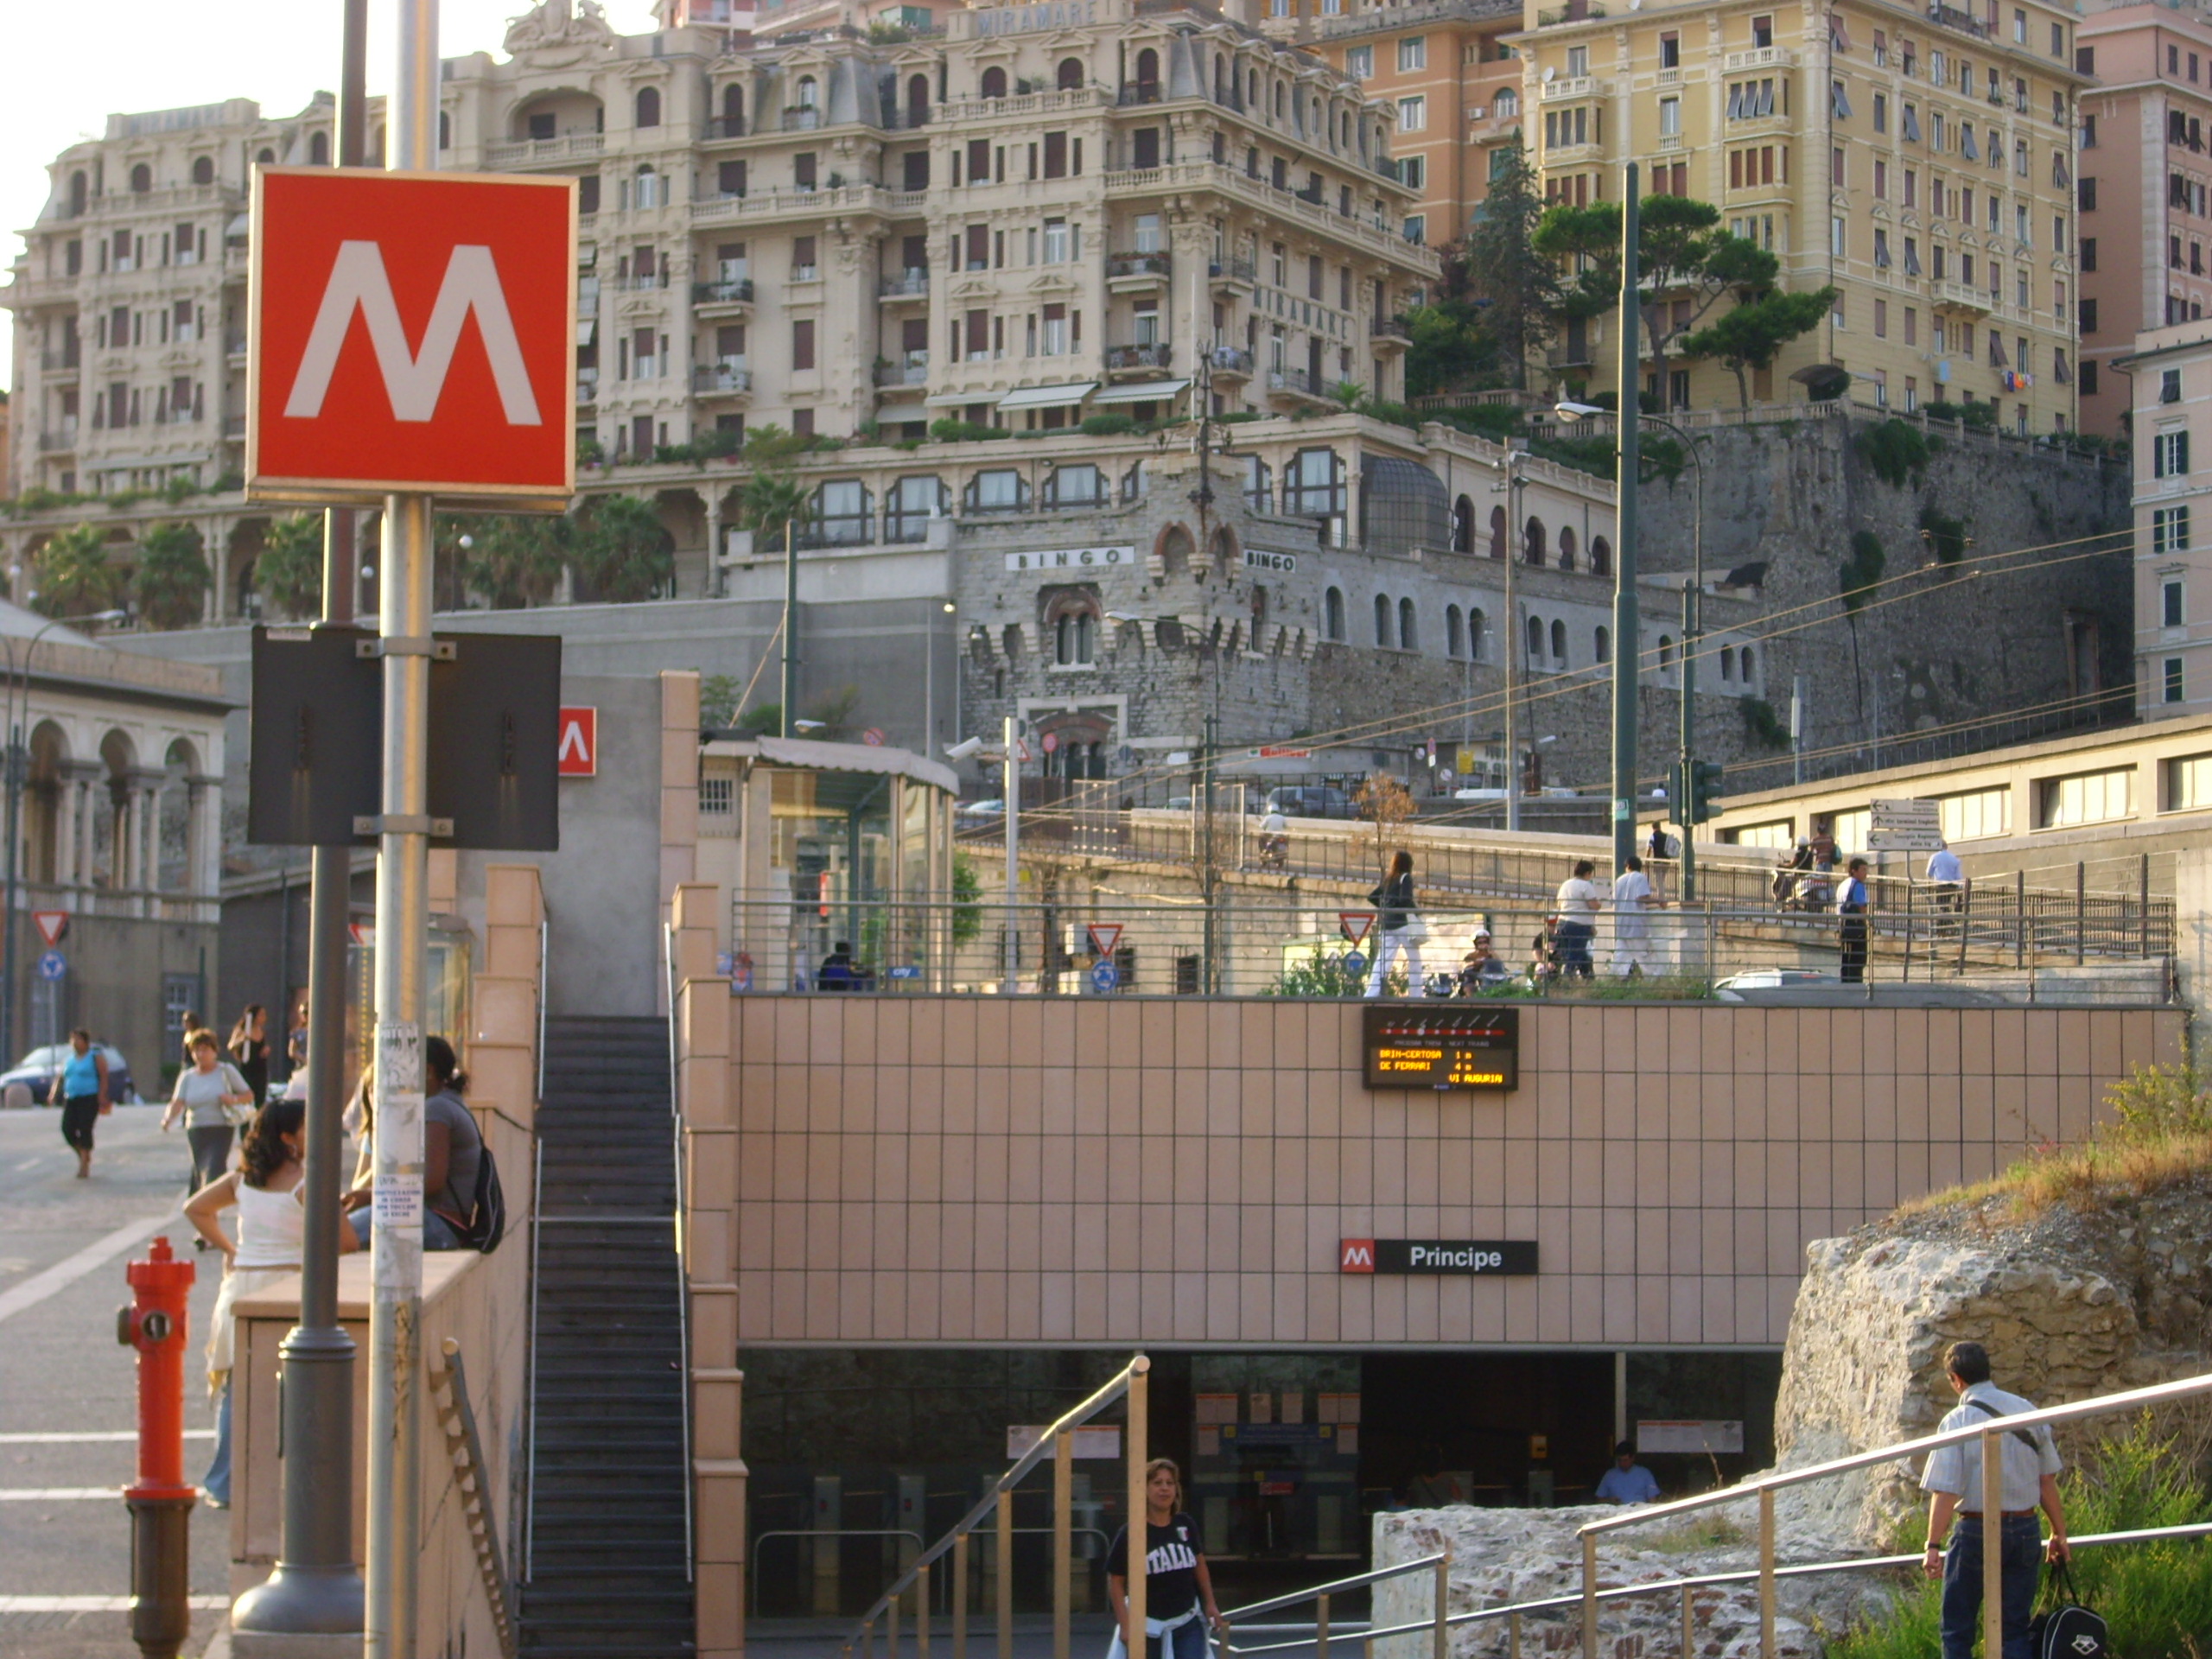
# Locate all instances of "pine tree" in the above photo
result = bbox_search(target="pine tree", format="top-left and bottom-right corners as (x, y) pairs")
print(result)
(1460, 137), (1558, 390)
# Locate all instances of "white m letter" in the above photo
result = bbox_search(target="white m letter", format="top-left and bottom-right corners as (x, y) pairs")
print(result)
(285, 240), (543, 425)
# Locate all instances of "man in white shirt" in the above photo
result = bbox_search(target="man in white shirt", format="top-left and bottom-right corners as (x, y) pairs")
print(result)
(1610, 855), (1656, 976)
(1926, 841), (1967, 965)
(1552, 860), (1603, 979)
(1920, 1340), (2069, 1659)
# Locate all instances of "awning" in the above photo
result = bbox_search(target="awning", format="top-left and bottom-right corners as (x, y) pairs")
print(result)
(225, 214), (249, 238)
(702, 734), (960, 798)
(1089, 378), (1189, 404)
(575, 319), (597, 346)
(995, 381), (1096, 411)
(924, 391), (977, 407)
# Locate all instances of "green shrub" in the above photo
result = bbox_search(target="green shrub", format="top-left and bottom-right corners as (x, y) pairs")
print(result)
(1841, 530), (1886, 612)
(1855, 419), (1936, 488)
(1439, 404), (1525, 442)
(1216, 411), (1264, 425)
(1919, 505), (1970, 564)
(928, 418), (1008, 443)
(1263, 942), (1383, 999)
(1740, 696), (1790, 749)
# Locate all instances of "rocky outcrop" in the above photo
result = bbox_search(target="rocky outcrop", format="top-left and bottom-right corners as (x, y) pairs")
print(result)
(1773, 1178), (2212, 1546)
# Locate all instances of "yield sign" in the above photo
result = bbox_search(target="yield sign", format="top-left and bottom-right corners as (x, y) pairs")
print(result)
(556, 707), (597, 777)
(1084, 924), (1122, 959)
(247, 167), (577, 505)
(1338, 912), (1375, 946)
(31, 911), (68, 947)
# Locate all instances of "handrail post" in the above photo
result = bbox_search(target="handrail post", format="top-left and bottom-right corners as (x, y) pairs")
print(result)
(1055, 1430), (1073, 1659)
(1508, 1610), (1521, 1659)
(1758, 1488), (1776, 1659)
(997, 1489), (1014, 1659)
(1431, 1553), (1449, 1659)
(1580, 1533), (1597, 1659)
(1317, 1591), (1331, 1659)
(1126, 1360), (1151, 1657)
(1680, 1580), (1694, 1659)
(918, 1561), (931, 1659)
(890, 1587), (901, 1659)
(1982, 1426), (2004, 1659)
(953, 1532), (969, 1659)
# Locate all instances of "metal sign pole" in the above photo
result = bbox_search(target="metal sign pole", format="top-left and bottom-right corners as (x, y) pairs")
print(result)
(1611, 166), (1641, 877)
(365, 4), (438, 1656)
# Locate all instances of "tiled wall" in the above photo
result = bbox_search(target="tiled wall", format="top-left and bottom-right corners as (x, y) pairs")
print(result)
(677, 993), (2182, 1350)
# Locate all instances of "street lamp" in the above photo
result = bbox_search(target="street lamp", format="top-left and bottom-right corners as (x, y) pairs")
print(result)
(2, 607), (131, 1060)
(1556, 401), (1707, 900)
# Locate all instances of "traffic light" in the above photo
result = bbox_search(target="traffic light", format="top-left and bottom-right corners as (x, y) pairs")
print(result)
(1665, 761), (1688, 829)
(1689, 760), (1725, 824)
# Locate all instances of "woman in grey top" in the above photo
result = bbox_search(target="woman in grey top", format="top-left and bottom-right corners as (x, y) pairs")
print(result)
(161, 1028), (255, 1203)
(344, 1035), (482, 1250)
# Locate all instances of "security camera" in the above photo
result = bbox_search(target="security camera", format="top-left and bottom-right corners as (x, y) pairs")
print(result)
(944, 736), (985, 760)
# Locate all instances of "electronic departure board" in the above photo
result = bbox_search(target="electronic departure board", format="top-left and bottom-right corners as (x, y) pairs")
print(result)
(1361, 1006), (1519, 1091)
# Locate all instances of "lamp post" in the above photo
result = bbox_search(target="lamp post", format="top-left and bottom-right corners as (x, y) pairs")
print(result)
(1557, 401), (1704, 899)
(1491, 448), (1529, 831)
(1, 607), (130, 1060)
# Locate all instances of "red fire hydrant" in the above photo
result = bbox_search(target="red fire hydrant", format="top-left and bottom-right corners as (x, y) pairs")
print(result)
(117, 1236), (197, 1659)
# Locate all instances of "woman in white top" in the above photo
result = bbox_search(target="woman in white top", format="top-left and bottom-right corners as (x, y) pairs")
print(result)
(182, 1096), (358, 1507)
(162, 1028), (256, 1203)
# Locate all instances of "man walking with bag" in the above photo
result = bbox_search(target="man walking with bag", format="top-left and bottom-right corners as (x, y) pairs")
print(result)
(1920, 1340), (2070, 1659)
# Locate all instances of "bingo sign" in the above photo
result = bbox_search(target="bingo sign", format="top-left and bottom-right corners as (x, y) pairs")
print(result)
(1001, 546), (1135, 572)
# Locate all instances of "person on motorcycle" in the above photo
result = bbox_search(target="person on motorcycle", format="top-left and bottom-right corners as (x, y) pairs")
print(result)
(1258, 806), (1289, 867)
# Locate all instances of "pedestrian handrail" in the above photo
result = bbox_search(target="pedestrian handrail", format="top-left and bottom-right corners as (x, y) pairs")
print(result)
(429, 1338), (518, 1659)
(1217, 1553), (1449, 1658)
(848, 1353), (1151, 1659)
(1571, 1367), (2212, 1659)
(761, 1527), (1115, 1613)
(662, 920), (695, 1584)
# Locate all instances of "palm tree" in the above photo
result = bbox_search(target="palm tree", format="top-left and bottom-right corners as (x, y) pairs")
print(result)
(132, 522), (212, 629)
(256, 514), (324, 620)
(570, 495), (674, 603)
(31, 524), (124, 618)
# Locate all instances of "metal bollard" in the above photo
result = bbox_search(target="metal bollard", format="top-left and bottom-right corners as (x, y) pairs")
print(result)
(117, 1236), (198, 1659)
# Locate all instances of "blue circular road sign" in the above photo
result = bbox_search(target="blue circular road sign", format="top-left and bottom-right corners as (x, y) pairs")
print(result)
(1089, 959), (1120, 994)
(36, 950), (67, 982)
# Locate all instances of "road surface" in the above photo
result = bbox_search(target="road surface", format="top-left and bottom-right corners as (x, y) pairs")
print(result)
(0, 1103), (232, 1659)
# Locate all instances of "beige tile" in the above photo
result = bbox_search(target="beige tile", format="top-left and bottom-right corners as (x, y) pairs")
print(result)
(1175, 1272), (1208, 1340)
(1796, 1008), (1832, 1077)
(1892, 1008), (1929, 1075)
(1073, 1270), (1108, 1337)
(1305, 1275), (1343, 1344)
(1798, 1073), (1832, 1142)
(2024, 1012), (2059, 1078)
(2056, 1009), (2092, 1075)
(1173, 1002), (1210, 1071)
(1006, 1270), (1041, 1341)
(1635, 1275), (1669, 1344)
(1602, 1274), (1637, 1344)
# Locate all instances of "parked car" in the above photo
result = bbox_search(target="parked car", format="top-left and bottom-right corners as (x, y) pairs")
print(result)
(955, 798), (1006, 822)
(1, 1043), (139, 1105)
(1263, 785), (1357, 820)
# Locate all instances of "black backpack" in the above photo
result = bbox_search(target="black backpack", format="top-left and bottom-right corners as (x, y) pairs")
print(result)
(2030, 1561), (2107, 1659)
(456, 1142), (506, 1254)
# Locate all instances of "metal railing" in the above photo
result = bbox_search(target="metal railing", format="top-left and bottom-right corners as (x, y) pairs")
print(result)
(663, 921), (695, 1583)
(847, 1355), (1151, 1659)
(761, 1527), (1114, 1615)
(1220, 1554), (1447, 1659)
(430, 1338), (518, 1659)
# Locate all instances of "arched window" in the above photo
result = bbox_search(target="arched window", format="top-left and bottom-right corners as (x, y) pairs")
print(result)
(1594, 626), (1611, 663)
(68, 171), (87, 216)
(257, 148), (275, 165)
(1158, 523), (1194, 575)
(1446, 605), (1465, 658)
(191, 156), (213, 186)
(1055, 609), (1097, 665)
(1452, 494), (1474, 554)
(796, 76), (819, 110)
(1558, 526), (1577, 572)
(1136, 48), (1160, 97)
(1590, 536), (1612, 576)
(1550, 620), (1567, 664)
(130, 162), (153, 193)
(1469, 608), (1488, 661)
(1213, 58), (1227, 103)
(1523, 517), (1547, 566)
(1374, 594), (1393, 646)
(1526, 615), (1544, 664)
(1489, 505), (1507, 560)
(1658, 635), (1675, 670)
(1274, 82), (1287, 118)
(1740, 646), (1756, 685)
(1495, 86), (1519, 115)
(1249, 69), (1260, 108)
(1059, 57), (1085, 91)
(437, 110), (451, 149)
(636, 86), (662, 127)
(1399, 597), (1418, 651)
(1325, 587), (1346, 641)
(1719, 645), (1736, 681)
(311, 129), (332, 163)
(981, 66), (1008, 99)
(725, 82), (747, 127)
(635, 163), (660, 207)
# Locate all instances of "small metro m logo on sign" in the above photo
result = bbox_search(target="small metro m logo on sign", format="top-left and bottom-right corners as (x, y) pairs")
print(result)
(247, 168), (575, 505)
(556, 707), (597, 778)
(1338, 1239), (1377, 1274)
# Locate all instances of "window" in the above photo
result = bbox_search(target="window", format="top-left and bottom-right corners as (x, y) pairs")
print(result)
(1874, 92), (1887, 133)
(1446, 606), (1465, 658)
(2164, 578), (2187, 629)
(792, 318), (816, 371)
(1399, 597), (1419, 650)
(2080, 297), (2097, 334)
(2155, 429), (2191, 477)
(2156, 505), (2192, 554)
(1727, 79), (1777, 119)
(1374, 594), (1393, 646)
(1661, 31), (1680, 67)
(2079, 176), (2096, 211)
(1324, 587), (1346, 641)
(1661, 97), (1681, 137)
(1399, 156), (1427, 189)
(1285, 448), (1345, 515)
(884, 475), (946, 543)
(2166, 659), (2186, 704)
(1397, 95), (1427, 131)
(2164, 368), (2183, 404)
(1054, 610), (1098, 667)
(808, 480), (871, 546)
(793, 234), (818, 278)
(1243, 456), (1272, 512)
(636, 86), (661, 127)
(1398, 35), (1427, 70)
(1567, 45), (1590, 76)
(1046, 463), (1105, 508)
(2036, 767), (2133, 827)
(1550, 620), (1568, 664)
(1346, 45), (1372, 79)
(965, 469), (1027, 512)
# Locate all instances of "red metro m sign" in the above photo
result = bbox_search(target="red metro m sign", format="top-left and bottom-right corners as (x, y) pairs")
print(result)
(246, 168), (576, 507)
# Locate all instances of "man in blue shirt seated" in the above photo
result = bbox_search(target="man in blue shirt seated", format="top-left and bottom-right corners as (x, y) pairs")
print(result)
(1594, 1440), (1662, 1505)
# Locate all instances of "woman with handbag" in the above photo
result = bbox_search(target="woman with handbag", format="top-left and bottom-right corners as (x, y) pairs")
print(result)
(1363, 849), (1427, 998)
(162, 1028), (256, 1205)
(1106, 1459), (1228, 1659)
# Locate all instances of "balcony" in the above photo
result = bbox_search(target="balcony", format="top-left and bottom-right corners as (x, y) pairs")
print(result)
(875, 354), (930, 390)
(692, 361), (754, 396)
(1117, 84), (1165, 105)
(1210, 256), (1257, 292)
(1533, 1), (1605, 22)
(1104, 343), (1173, 377)
(41, 351), (81, 375)
(1370, 314), (1412, 350)
(1541, 75), (1611, 101)
(577, 374), (599, 406)
(1266, 367), (1334, 405)
(1722, 47), (1797, 70)
(879, 270), (930, 301)
(39, 425), (79, 452)
(780, 107), (823, 131)
(692, 276), (755, 309)
(226, 334), (247, 362)
(483, 132), (605, 168)
(1106, 251), (1172, 289)
(1205, 346), (1254, 379)
(1933, 281), (1993, 315)
(223, 414), (246, 438)
(616, 271), (671, 291)
(703, 115), (747, 139)
(1925, 2), (1992, 40)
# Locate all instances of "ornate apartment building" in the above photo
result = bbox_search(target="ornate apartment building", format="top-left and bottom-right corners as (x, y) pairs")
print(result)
(1506, 0), (2088, 429)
